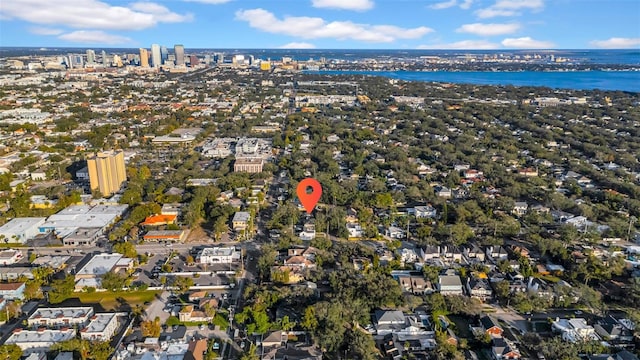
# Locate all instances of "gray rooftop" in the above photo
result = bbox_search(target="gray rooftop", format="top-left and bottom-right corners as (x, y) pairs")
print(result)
(82, 313), (117, 334)
(29, 307), (94, 321)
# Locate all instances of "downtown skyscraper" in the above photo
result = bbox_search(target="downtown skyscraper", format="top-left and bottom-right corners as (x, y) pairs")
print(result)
(151, 44), (161, 68)
(174, 44), (185, 66)
(139, 48), (149, 67)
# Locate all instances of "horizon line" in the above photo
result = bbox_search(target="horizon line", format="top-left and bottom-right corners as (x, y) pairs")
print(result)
(1, 46), (638, 51)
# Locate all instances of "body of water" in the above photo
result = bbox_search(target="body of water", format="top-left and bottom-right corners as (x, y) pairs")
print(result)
(305, 70), (640, 92)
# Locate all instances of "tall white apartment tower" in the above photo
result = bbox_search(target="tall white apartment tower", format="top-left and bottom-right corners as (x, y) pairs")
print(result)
(151, 44), (162, 68)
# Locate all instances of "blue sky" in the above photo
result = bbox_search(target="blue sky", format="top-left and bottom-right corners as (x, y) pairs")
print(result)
(1, 0), (639, 49)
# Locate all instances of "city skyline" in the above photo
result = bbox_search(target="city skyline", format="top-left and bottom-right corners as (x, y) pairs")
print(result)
(0, 0), (638, 49)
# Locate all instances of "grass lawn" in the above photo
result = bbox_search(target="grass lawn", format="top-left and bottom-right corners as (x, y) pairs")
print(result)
(76, 290), (160, 310)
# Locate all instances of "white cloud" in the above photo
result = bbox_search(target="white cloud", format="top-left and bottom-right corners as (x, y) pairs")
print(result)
(456, 22), (520, 36)
(279, 42), (316, 49)
(493, 0), (543, 10)
(29, 27), (64, 35)
(311, 0), (374, 11)
(459, 0), (474, 9)
(430, 0), (457, 9)
(182, 0), (232, 4)
(590, 37), (640, 49)
(476, 8), (518, 18)
(476, 0), (543, 18)
(418, 40), (501, 49)
(502, 36), (553, 48)
(0, 0), (192, 30)
(235, 8), (433, 43)
(58, 30), (132, 44)
(429, 0), (475, 10)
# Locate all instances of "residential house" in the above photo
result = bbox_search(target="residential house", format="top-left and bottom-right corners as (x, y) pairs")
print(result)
(480, 316), (503, 338)
(347, 223), (363, 239)
(467, 278), (493, 301)
(438, 270), (463, 296)
(261, 330), (286, 348)
(398, 276), (434, 295)
(398, 248), (420, 264)
(185, 339), (208, 360)
(298, 222), (316, 241)
(283, 256), (315, 269)
(188, 291), (208, 302)
(385, 226), (405, 239)
(345, 208), (359, 223)
(491, 337), (521, 360)
(464, 244), (486, 263)
(510, 246), (530, 259)
(594, 316), (634, 343)
(232, 211), (250, 231)
(0, 282), (25, 300)
(414, 205), (437, 219)
(512, 202), (528, 217)
(486, 246), (509, 262)
(420, 246), (441, 261)
(435, 186), (452, 198)
(179, 306), (212, 323)
(441, 246), (463, 263)
(551, 318), (599, 342)
(375, 310), (406, 329)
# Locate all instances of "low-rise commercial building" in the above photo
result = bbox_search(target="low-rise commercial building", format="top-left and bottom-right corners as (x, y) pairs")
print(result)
(74, 253), (134, 285)
(0, 218), (46, 244)
(196, 247), (241, 264)
(233, 157), (263, 173)
(0, 249), (23, 265)
(143, 230), (186, 243)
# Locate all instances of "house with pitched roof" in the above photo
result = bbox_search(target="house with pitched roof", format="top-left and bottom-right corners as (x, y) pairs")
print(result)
(480, 316), (503, 338)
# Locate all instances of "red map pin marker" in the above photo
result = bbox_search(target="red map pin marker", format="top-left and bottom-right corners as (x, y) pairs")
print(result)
(296, 178), (322, 214)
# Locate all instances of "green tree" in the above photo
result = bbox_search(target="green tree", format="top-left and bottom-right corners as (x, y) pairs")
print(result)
(101, 272), (128, 292)
(141, 317), (162, 337)
(0, 344), (21, 360)
(301, 306), (319, 331)
(113, 241), (138, 259)
(172, 277), (194, 294)
(48, 275), (75, 304)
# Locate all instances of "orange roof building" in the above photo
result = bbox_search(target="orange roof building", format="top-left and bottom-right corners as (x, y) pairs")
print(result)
(140, 214), (177, 227)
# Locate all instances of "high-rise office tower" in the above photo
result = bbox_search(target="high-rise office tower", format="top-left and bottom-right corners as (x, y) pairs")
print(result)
(102, 50), (108, 66)
(87, 150), (127, 197)
(189, 55), (199, 67)
(174, 44), (185, 66)
(160, 46), (168, 65)
(139, 48), (149, 67)
(113, 55), (123, 67)
(151, 44), (161, 67)
(86, 49), (96, 64)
